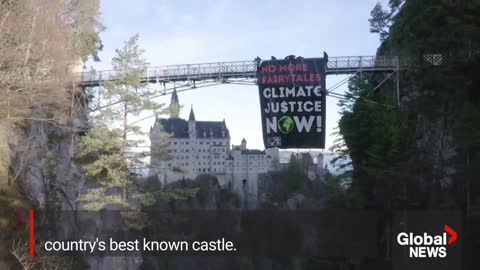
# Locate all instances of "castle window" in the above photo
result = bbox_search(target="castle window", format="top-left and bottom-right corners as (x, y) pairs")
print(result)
(174, 141), (177, 144)
(186, 142), (189, 145)
(200, 142), (203, 144)
(206, 141), (210, 145)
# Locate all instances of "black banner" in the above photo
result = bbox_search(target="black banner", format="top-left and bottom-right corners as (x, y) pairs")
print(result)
(257, 57), (327, 149)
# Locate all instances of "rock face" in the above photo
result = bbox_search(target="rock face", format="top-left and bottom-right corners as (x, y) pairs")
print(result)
(399, 75), (463, 206)
(4, 108), (140, 269)
(5, 119), (84, 210)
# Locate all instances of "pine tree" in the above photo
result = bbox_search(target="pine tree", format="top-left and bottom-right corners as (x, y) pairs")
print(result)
(76, 35), (166, 211)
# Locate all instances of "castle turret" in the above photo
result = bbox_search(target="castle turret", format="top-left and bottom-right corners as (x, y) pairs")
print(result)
(188, 105), (196, 137)
(169, 88), (180, 118)
(188, 105), (195, 121)
(240, 138), (247, 150)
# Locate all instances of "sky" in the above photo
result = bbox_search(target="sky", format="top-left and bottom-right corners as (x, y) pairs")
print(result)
(88, 0), (386, 151)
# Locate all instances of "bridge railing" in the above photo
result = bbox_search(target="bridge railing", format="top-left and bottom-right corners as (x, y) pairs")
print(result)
(326, 56), (399, 73)
(79, 56), (400, 86)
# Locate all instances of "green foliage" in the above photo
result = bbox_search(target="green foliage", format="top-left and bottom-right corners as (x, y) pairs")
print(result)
(334, 75), (419, 208)
(261, 155), (312, 205)
(77, 126), (126, 186)
(311, 0), (480, 267)
(138, 175), (199, 210)
(323, 175), (348, 208)
(172, 166), (190, 181)
(388, 0), (480, 58)
(76, 35), (169, 211)
(65, 0), (105, 62)
(193, 174), (219, 205)
(286, 154), (310, 193)
(76, 188), (123, 210)
(150, 131), (173, 161)
(368, 0), (404, 41)
(369, 3), (392, 41)
(121, 210), (150, 230)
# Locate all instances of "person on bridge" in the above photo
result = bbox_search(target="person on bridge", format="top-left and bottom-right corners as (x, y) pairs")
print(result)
(255, 56), (262, 67)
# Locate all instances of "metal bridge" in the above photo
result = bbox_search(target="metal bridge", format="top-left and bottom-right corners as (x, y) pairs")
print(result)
(78, 56), (401, 87)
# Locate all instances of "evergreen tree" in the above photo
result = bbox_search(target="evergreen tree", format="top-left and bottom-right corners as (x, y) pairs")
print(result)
(333, 74), (420, 209)
(77, 35), (166, 211)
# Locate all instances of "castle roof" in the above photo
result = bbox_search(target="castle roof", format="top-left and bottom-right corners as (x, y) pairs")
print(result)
(241, 149), (265, 155)
(188, 106), (195, 121)
(154, 118), (229, 139)
(171, 88), (179, 104)
(196, 121), (228, 138)
(156, 118), (189, 138)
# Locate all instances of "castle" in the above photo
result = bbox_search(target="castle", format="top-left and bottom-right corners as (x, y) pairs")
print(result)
(149, 90), (280, 206)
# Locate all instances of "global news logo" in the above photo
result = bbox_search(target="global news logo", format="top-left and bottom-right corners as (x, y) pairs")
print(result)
(396, 224), (457, 258)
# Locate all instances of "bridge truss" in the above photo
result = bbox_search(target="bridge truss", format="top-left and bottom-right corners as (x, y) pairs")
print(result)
(71, 55), (403, 119)
(79, 56), (401, 87)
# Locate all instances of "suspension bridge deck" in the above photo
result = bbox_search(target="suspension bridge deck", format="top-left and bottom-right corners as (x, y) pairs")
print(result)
(78, 56), (401, 87)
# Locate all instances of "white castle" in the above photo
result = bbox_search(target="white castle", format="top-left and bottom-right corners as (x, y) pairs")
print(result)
(149, 90), (280, 206)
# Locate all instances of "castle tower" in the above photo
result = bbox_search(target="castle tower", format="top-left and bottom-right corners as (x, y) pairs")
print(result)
(240, 138), (247, 150)
(188, 105), (196, 137)
(169, 88), (180, 118)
